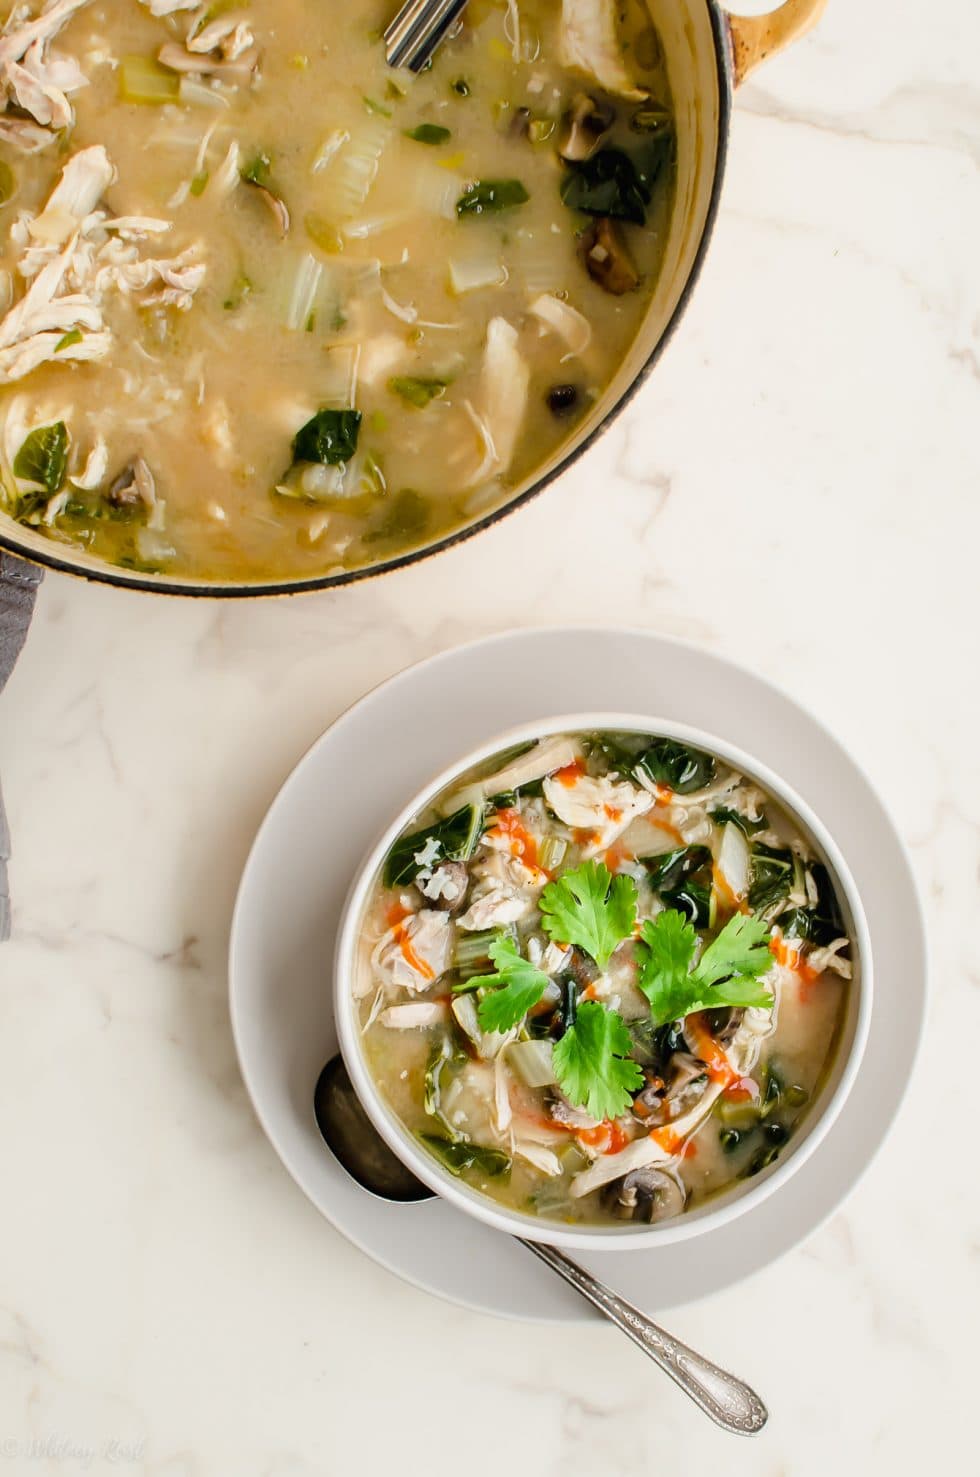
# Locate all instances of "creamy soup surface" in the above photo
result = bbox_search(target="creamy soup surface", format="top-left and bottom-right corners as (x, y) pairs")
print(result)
(0, 0), (674, 580)
(355, 732), (854, 1228)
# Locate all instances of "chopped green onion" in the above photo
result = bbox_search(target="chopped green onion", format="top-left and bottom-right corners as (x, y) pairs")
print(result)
(190, 170), (209, 197)
(453, 926), (517, 981)
(363, 95), (392, 118)
(388, 375), (450, 409)
(404, 124), (451, 145)
(54, 328), (83, 353)
(240, 152), (272, 187)
(451, 78), (471, 97)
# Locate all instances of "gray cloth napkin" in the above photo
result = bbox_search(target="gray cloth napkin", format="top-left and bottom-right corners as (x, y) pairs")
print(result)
(0, 553), (42, 941)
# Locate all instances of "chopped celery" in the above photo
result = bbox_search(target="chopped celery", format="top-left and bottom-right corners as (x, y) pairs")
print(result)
(119, 55), (180, 105)
(506, 1038), (556, 1089)
(538, 836), (567, 874)
(447, 250), (506, 295)
(453, 925), (517, 981)
(305, 213), (344, 254)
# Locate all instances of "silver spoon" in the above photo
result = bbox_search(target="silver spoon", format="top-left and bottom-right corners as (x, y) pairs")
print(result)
(313, 1056), (768, 1435)
(384, 0), (470, 72)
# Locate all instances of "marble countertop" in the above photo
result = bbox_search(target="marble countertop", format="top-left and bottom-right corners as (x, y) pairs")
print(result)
(1, 0), (976, 1471)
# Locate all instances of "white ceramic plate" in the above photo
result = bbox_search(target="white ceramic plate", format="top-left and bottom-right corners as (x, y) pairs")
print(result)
(229, 629), (926, 1322)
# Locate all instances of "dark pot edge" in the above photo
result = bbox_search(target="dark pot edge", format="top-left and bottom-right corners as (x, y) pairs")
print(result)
(0, 6), (735, 601)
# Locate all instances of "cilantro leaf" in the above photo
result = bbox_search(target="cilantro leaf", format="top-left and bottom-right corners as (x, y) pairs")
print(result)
(637, 910), (774, 1027)
(539, 860), (636, 969)
(693, 913), (772, 989)
(474, 936), (551, 1033)
(552, 1001), (644, 1120)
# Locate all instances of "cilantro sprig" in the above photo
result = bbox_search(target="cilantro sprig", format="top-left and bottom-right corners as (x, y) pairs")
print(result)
(636, 910), (774, 1028)
(539, 860), (636, 969)
(467, 936), (551, 1034)
(552, 1001), (644, 1120)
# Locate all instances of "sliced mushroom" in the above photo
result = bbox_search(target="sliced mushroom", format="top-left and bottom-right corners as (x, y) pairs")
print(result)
(157, 41), (260, 82)
(565, 947), (599, 990)
(246, 182), (290, 238)
(107, 457), (156, 509)
(600, 1166), (686, 1223)
(559, 92), (615, 162)
(690, 1006), (745, 1049)
(578, 217), (639, 295)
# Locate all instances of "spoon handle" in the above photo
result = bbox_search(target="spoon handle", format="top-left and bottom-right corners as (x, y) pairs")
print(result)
(518, 1240), (768, 1436)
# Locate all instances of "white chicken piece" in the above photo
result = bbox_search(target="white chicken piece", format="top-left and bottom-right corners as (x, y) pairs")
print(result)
(187, 11), (255, 62)
(0, 115), (55, 152)
(559, 0), (646, 100)
(543, 770), (653, 858)
(0, 146), (206, 380)
(378, 1001), (448, 1030)
(371, 909), (453, 993)
(101, 247), (207, 311)
(139, 0), (198, 14)
(0, 236), (104, 382)
(456, 846), (542, 932)
(462, 316), (529, 488)
(0, 0), (91, 133)
(69, 434), (108, 490)
(25, 144), (114, 248)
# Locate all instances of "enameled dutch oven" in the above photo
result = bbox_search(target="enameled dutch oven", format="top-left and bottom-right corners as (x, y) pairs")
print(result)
(0, 0), (827, 597)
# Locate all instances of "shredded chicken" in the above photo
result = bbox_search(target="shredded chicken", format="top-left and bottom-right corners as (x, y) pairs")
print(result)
(0, 0), (91, 138)
(463, 316), (529, 488)
(559, 0), (646, 100)
(457, 846), (542, 931)
(0, 145), (206, 382)
(371, 909), (453, 993)
(543, 770), (653, 857)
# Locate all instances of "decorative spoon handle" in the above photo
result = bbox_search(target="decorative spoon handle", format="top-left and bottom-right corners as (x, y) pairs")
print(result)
(519, 1240), (768, 1435)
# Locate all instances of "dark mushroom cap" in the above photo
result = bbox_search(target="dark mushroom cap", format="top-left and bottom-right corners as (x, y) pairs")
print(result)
(600, 1167), (687, 1223)
(560, 92), (616, 162)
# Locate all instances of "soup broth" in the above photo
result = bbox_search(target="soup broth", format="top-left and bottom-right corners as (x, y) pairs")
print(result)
(0, 0), (675, 580)
(355, 731), (854, 1229)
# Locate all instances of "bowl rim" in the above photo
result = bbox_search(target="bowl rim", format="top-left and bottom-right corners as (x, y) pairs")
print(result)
(333, 710), (875, 1252)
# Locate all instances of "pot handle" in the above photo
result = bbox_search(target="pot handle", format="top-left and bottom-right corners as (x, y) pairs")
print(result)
(724, 0), (827, 87)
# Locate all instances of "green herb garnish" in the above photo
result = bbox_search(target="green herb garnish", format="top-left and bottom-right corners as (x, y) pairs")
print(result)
(465, 936), (550, 1034)
(240, 152), (273, 187)
(383, 803), (482, 887)
(420, 1134), (511, 1178)
(13, 422), (68, 493)
(291, 408), (362, 466)
(539, 860), (636, 970)
(552, 1001), (644, 1121)
(404, 124), (451, 145)
(636, 910), (774, 1028)
(456, 179), (529, 217)
(633, 738), (715, 795)
(388, 375), (450, 409)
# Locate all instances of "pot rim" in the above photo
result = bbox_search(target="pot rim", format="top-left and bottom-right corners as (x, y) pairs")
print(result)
(0, 2), (734, 599)
(333, 709), (873, 1252)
